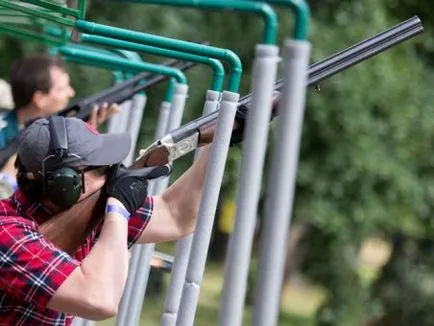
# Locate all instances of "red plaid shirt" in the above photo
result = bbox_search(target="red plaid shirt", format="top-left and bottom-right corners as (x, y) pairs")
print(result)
(0, 190), (153, 325)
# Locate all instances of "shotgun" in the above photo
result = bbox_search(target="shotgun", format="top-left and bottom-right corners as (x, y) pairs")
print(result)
(39, 16), (423, 255)
(0, 59), (197, 167)
(65, 59), (196, 120)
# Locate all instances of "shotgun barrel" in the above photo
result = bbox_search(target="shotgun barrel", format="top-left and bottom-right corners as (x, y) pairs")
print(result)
(65, 59), (196, 120)
(167, 16), (424, 145)
(270, 15), (424, 98)
(64, 58), (178, 115)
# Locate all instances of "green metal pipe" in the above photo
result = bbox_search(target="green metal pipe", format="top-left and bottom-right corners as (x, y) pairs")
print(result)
(47, 28), (142, 78)
(47, 26), (224, 91)
(0, 0), (75, 27)
(108, 49), (138, 81)
(80, 33), (225, 91)
(59, 55), (123, 72)
(77, 0), (87, 19)
(75, 19), (242, 92)
(47, 27), (153, 92)
(111, 49), (146, 93)
(18, 0), (86, 18)
(61, 52), (175, 99)
(55, 42), (126, 61)
(0, 23), (65, 46)
(165, 78), (176, 102)
(245, 0), (310, 39)
(112, 70), (125, 83)
(59, 46), (187, 84)
(56, 44), (127, 83)
(115, 0), (278, 44)
(114, 49), (142, 62)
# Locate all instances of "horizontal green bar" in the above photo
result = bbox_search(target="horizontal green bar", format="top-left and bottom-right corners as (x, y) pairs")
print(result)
(0, 17), (34, 24)
(0, 23), (65, 46)
(81, 33), (225, 91)
(19, 0), (86, 19)
(59, 46), (187, 84)
(75, 19), (242, 92)
(246, 0), (310, 40)
(116, 0), (278, 44)
(19, 0), (77, 17)
(0, 0), (75, 27)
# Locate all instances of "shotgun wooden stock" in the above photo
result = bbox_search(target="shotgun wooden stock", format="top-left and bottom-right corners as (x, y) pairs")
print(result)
(38, 16), (423, 255)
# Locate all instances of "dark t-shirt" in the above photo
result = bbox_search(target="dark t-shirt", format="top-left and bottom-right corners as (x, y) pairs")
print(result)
(0, 110), (19, 149)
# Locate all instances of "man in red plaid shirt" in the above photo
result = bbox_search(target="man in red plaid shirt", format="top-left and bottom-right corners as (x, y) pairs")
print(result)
(0, 116), (211, 325)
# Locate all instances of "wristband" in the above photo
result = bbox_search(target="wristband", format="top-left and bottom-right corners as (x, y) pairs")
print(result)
(0, 173), (17, 191)
(105, 204), (131, 220)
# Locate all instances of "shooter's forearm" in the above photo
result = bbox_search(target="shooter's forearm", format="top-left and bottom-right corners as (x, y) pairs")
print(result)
(161, 145), (212, 235)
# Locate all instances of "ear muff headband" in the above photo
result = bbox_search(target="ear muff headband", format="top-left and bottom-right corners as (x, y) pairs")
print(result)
(44, 116), (83, 208)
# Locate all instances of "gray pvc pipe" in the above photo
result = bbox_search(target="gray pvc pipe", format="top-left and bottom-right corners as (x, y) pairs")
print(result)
(161, 90), (221, 326)
(101, 94), (148, 326)
(218, 45), (280, 326)
(123, 83), (190, 326)
(115, 243), (141, 326)
(124, 94), (148, 165)
(79, 98), (148, 326)
(175, 91), (240, 326)
(119, 99), (133, 131)
(107, 99), (133, 133)
(154, 101), (173, 142)
(115, 99), (173, 326)
(253, 40), (311, 326)
(77, 94), (148, 326)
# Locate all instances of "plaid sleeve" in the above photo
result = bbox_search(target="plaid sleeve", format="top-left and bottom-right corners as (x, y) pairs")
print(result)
(0, 220), (80, 310)
(127, 196), (153, 248)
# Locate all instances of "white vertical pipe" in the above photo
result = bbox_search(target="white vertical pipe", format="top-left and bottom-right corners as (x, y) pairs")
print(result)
(160, 90), (221, 326)
(253, 39), (311, 326)
(115, 99), (172, 326)
(123, 83), (189, 326)
(218, 44), (280, 326)
(176, 91), (240, 326)
(108, 100), (133, 133)
(124, 94), (148, 165)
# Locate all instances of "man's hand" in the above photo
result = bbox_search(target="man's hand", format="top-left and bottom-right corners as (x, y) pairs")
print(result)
(106, 166), (149, 215)
(88, 103), (121, 128)
(106, 165), (172, 215)
(1, 153), (17, 177)
(0, 153), (18, 198)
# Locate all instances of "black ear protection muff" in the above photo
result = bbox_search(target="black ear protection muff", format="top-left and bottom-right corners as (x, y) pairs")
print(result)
(42, 116), (84, 208)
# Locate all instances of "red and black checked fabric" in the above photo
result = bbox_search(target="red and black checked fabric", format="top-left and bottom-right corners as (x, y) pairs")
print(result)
(0, 190), (153, 325)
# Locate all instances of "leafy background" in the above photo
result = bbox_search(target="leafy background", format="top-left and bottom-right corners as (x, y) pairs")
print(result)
(1, 0), (434, 325)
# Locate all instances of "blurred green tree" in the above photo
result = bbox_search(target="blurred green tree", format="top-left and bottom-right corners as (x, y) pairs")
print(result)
(289, 1), (434, 325)
(1, 1), (434, 325)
